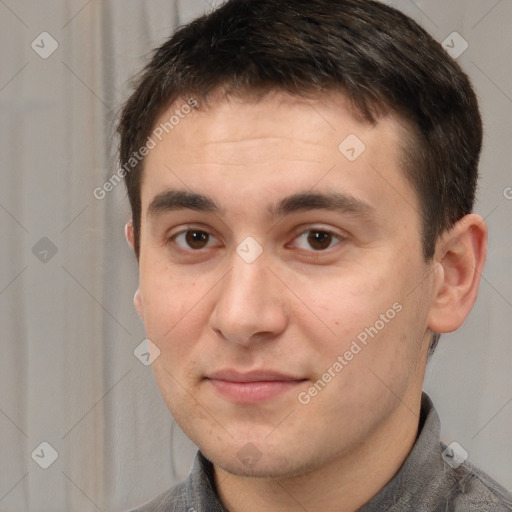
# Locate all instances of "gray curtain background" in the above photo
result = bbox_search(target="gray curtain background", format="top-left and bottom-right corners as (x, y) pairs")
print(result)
(0, 1), (510, 510)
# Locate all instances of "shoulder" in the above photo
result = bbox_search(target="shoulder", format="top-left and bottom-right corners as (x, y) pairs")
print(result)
(127, 450), (224, 512)
(127, 481), (188, 512)
(441, 458), (512, 511)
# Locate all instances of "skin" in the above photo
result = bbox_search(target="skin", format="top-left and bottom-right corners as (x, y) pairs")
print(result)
(126, 90), (487, 512)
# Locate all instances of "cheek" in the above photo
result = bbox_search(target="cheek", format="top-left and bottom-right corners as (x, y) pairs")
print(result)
(139, 263), (204, 344)
(297, 269), (400, 354)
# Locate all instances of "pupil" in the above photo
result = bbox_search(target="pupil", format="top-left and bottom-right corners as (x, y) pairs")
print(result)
(308, 231), (331, 250)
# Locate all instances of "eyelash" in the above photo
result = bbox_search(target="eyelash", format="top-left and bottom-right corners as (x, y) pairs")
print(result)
(167, 226), (346, 254)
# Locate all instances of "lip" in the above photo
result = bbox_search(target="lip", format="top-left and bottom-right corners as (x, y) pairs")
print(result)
(206, 369), (307, 403)
(207, 369), (304, 382)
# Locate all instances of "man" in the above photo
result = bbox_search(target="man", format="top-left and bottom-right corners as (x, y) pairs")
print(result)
(118, 0), (512, 510)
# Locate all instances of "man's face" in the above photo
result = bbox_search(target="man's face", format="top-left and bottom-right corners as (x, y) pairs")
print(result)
(133, 91), (436, 478)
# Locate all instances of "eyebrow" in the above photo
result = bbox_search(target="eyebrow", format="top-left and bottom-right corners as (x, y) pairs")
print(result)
(268, 191), (375, 218)
(148, 190), (220, 216)
(147, 189), (375, 219)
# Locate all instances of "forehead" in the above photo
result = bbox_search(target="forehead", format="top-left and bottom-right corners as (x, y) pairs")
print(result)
(140, 91), (418, 226)
(148, 91), (381, 160)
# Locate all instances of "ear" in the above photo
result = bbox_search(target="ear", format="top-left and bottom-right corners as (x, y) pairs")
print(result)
(125, 220), (135, 250)
(133, 289), (144, 320)
(125, 220), (144, 320)
(427, 214), (488, 333)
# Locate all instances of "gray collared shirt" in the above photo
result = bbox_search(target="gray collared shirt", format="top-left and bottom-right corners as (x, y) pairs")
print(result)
(130, 393), (512, 511)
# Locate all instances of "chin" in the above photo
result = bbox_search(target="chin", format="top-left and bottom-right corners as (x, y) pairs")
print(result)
(200, 442), (326, 480)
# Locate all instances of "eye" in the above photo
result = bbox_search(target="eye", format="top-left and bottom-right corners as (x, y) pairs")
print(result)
(292, 228), (345, 251)
(170, 229), (221, 251)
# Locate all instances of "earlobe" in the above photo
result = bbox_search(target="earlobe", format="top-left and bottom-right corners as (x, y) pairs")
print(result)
(427, 214), (487, 334)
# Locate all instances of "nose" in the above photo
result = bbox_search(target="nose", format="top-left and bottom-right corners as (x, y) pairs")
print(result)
(208, 247), (289, 346)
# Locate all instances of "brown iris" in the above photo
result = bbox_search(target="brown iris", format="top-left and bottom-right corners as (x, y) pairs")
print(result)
(185, 230), (210, 249)
(307, 231), (333, 251)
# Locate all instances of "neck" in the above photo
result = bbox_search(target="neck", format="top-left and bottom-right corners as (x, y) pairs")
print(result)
(213, 391), (423, 512)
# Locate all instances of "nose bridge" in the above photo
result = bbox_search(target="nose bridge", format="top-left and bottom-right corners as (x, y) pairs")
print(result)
(225, 246), (275, 316)
(230, 247), (270, 302)
(209, 244), (288, 344)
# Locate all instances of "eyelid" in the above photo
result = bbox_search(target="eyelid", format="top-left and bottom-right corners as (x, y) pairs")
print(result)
(292, 224), (347, 238)
(168, 223), (218, 238)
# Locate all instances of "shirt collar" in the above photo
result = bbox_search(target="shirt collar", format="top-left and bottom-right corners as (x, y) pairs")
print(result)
(356, 391), (443, 510)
